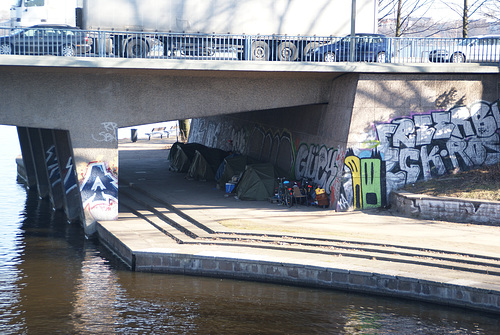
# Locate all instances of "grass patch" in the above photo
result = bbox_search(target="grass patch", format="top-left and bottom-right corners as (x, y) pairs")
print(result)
(403, 163), (500, 201)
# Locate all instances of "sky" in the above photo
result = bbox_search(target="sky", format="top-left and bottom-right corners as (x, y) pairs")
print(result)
(0, 0), (483, 23)
(386, 0), (471, 21)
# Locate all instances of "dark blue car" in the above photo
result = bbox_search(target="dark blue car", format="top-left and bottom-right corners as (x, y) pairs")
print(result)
(0, 24), (91, 57)
(309, 33), (388, 63)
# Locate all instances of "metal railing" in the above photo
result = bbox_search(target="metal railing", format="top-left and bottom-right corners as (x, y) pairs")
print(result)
(1, 27), (499, 65)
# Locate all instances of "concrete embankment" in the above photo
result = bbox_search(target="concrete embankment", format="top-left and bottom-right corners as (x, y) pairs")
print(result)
(391, 191), (500, 225)
(94, 140), (500, 315)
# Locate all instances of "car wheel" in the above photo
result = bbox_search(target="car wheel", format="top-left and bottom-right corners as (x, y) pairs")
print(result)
(451, 52), (465, 63)
(324, 52), (336, 62)
(376, 51), (386, 63)
(303, 42), (320, 61)
(126, 39), (148, 58)
(251, 40), (269, 61)
(61, 45), (76, 57)
(0, 43), (12, 55)
(277, 41), (298, 61)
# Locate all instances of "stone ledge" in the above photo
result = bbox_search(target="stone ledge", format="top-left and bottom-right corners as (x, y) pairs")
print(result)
(390, 191), (500, 225)
(130, 251), (500, 314)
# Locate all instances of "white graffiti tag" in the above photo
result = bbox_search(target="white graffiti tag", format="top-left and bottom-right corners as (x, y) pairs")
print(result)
(92, 122), (118, 142)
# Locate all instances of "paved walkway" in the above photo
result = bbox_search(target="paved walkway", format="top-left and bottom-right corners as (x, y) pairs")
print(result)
(97, 138), (500, 314)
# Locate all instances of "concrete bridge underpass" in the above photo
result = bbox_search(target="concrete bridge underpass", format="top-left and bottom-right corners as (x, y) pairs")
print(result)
(0, 55), (498, 234)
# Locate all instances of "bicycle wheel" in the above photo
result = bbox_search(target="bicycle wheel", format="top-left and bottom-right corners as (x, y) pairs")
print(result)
(285, 191), (293, 208)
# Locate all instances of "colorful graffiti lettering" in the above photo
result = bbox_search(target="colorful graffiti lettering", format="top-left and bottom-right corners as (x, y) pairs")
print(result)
(340, 100), (500, 211)
(295, 143), (346, 204)
(343, 150), (385, 210)
(80, 162), (118, 221)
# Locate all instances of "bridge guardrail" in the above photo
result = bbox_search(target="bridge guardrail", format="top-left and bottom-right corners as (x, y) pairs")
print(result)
(0, 27), (499, 65)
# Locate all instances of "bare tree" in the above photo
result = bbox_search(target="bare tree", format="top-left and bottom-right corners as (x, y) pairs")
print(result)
(438, 0), (492, 37)
(378, 0), (437, 37)
(380, 0), (498, 37)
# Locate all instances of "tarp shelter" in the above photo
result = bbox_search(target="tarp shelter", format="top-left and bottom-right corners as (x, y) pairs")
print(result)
(186, 147), (229, 181)
(235, 163), (277, 201)
(216, 155), (260, 189)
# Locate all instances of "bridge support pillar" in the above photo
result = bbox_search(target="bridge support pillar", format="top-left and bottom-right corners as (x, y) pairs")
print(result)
(70, 122), (119, 235)
(17, 127), (38, 190)
(26, 128), (51, 199)
(53, 129), (84, 224)
(39, 128), (65, 211)
(17, 127), (84, 222)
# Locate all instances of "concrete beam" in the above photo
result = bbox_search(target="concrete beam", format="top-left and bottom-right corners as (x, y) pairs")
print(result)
(0, 59), (334, 131)
(0, 55), (499, 74)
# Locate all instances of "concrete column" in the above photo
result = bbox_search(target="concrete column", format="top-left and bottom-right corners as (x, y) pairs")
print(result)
(16, 126), (37, 190)
(53, 129), (83, 224)
(27, 128), (51, 199)
(69, 122), (119, 235)
(40, 128), (65, 210)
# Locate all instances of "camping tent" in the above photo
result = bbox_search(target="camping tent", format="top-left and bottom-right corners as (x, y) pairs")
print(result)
(169, 142), (219, 173)
(235, 163), (277, 201)
(216, 155), (260, 189)
(169, 145), (191, 172)
(186, 147), (229, 181)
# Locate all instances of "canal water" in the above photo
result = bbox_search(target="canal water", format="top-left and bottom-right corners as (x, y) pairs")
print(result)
(0, 125), (498, 334)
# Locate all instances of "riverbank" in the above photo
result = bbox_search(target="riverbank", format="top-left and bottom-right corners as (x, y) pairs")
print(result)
(93, 139), (500, 315)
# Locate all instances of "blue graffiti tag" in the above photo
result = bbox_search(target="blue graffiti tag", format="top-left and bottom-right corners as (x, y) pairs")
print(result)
(80, 162), (118, 210)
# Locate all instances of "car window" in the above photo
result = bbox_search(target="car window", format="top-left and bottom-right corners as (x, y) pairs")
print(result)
(62, 30), (76, 37)
(479, 38), (500, 46)
(43, 29), (59, 37)
(22, 29), (38, 37)
(24, 0), (45, 7)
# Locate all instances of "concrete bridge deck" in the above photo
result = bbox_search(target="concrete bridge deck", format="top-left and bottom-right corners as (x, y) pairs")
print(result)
(97, 138), (500, 314)
(1, 54), (499, 74)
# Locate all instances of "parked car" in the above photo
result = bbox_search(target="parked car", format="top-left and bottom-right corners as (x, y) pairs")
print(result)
(429, 35), (500, 63)
(308, 33), (388, 62)
(0, 24), (92, 57)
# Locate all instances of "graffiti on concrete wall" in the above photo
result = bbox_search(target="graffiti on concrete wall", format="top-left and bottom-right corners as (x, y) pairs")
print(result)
(340, 99), (500, 211)
(63, 156), (78, 194)
(294, 143), (346, 206)
(91, 122), (118, 143)
(341, 149), (386, 210)
(45, 145), (62, 189)
(190, 118), (295, 175)
(248, 127), (294, 173)
(80, 162), (118, 221)
(190, 119), (248, 153)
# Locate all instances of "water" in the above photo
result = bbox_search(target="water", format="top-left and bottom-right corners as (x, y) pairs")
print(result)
(0, 125), (498, 334)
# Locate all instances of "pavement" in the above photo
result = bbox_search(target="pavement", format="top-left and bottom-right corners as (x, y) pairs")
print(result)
(96, 138), (500, 314)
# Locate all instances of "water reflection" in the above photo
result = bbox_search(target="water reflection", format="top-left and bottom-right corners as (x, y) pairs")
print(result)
(71, 251), (122, 334)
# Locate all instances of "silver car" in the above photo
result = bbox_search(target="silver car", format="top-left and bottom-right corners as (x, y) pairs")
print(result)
(429, 35), (500, 63)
